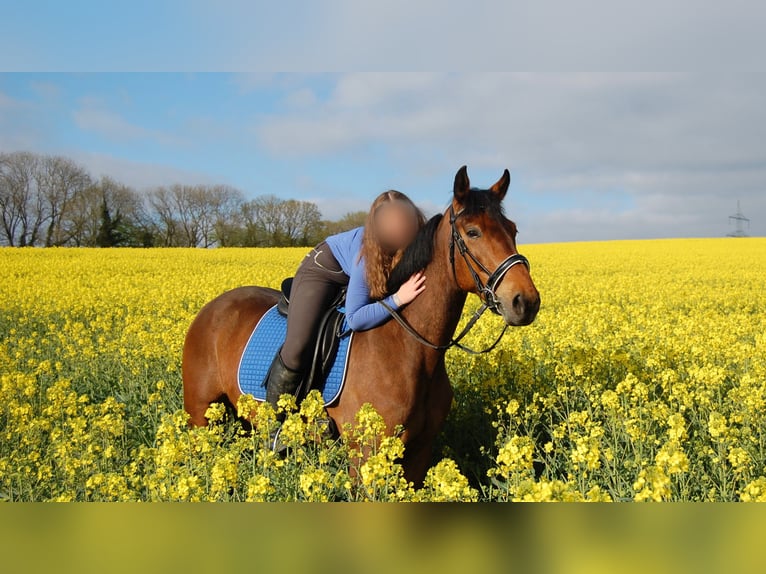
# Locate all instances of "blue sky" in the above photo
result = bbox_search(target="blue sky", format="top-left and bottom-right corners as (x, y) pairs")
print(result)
(1, 3), (765, 242)
(2, 72), (765, 243)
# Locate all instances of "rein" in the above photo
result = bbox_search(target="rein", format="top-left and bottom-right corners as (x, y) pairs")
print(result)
(380, 205), (530, 355)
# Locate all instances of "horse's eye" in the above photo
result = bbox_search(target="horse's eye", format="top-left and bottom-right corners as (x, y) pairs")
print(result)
(466, 228), (482, 239)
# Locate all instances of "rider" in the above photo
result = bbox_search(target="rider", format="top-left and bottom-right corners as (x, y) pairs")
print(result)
(264, 190), (427, 442)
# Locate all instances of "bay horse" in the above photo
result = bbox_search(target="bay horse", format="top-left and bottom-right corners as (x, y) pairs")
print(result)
(182, 166), (540, 486)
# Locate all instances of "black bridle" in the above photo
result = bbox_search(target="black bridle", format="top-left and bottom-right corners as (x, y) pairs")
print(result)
(379, 205), (530, 355)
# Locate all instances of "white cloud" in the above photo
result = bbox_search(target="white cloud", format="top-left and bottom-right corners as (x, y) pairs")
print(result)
(0, 90), (25, 110)
(0, 89), (45, 150)
(72, 97), (185, 146)
(253, 73), (766, 239)
(29, 81), (62, 101)
(66, 150), (221, 191)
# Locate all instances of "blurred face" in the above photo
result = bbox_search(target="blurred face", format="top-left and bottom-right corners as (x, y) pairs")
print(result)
(375, 200), (420, 253)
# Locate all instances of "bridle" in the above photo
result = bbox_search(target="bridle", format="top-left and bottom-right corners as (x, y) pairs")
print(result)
(448, 205), (530, 316)
(379, 204), (530, 355)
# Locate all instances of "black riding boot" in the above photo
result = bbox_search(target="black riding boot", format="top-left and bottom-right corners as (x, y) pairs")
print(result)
(264, 350), (303, 452)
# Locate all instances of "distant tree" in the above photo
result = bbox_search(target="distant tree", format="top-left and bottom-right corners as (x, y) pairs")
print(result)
(170, 185), (202, 247)
(236, 195), (323, 247)
(318, 210), (367, 239)
(148, 184), (202, 247)
(95, 197), (123, 247)
(254, 194), (286, 246)
(0, 148), (363, 250)
(209, 185), (244, 247)
(66, 176), (148, 247)
(239, 198), (264, 246)
(147, 184), (245, 247)
(40, 155), (92, 246)
(147, 186), (180, 246)
(281, 199), (322, 246)
(0, 151), (45, 246)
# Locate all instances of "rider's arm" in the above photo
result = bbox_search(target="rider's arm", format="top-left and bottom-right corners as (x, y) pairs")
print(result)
(344, 258), (399, 331)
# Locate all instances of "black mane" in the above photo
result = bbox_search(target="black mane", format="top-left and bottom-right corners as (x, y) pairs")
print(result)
(386, 213), (443, 294)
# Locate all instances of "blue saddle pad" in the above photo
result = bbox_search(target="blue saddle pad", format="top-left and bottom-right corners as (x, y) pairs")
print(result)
(237, 305), (353, 406)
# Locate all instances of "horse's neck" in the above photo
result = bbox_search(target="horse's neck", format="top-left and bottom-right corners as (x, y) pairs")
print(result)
(397, 225), (467, 355)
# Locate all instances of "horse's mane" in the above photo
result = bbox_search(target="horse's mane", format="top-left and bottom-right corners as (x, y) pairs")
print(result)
(386, 213), (443, 294)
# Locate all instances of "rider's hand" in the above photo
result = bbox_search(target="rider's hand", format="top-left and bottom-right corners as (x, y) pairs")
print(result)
(394, 271), (426, 306)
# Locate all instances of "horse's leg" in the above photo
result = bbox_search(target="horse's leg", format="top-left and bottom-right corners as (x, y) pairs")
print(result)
(402, 368), (454, 487)
(213, 289), (278, 424)
(183, 307), (226, 427)
(327, 335), (450, 489)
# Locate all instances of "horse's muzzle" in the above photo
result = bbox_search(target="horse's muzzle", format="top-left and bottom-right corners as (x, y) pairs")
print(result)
(501, 291), (540, 326)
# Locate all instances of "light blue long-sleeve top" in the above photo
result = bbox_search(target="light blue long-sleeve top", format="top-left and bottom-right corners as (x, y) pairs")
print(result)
(325, 226), (400, 331)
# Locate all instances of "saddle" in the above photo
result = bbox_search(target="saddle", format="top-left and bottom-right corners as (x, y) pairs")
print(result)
(275, 277), (349, 398)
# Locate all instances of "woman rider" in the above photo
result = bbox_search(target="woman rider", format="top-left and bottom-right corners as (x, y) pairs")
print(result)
(264, 190), (428, 446)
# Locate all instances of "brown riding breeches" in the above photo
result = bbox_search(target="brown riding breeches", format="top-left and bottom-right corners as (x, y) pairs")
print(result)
(279, 241), (350, 372)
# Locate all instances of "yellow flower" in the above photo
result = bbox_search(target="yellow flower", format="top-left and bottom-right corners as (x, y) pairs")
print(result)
(740, 477), (766, 502)
(2, 238), (766, 501)
(667, 413), (687, 442)
(204, 402), (226, 424)
(600, 389), (620, 412)
(236, 393), (259, 420)
(299, 468), (331, 502)
(655, 441), (689, 475)
(634, 466), (671, 502)
(727, 447), (751, 475)
(420, 459), (478, 502)
(708, 412), (728, 439)
(494, 435), (535, 476)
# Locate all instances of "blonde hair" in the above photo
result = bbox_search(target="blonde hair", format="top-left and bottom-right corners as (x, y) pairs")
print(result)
(359, 191), (426, 299)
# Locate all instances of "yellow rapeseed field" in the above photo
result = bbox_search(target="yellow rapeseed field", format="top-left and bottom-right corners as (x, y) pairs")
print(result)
(1, 238), (765, 501)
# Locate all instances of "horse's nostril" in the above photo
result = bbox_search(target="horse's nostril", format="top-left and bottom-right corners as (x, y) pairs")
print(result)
(513, 293), (524, 313)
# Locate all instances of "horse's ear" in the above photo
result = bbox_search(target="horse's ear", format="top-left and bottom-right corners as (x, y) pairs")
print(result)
(489, 169), (511, 200)
(453, 165), (470, 202)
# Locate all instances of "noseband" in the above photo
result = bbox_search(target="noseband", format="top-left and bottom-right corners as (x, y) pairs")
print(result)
(379, 205), (531, 355)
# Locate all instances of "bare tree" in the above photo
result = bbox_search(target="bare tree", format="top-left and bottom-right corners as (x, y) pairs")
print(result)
(253, 194), (285, 246)
(172, 185), (203, 247)
(209, 185), (244, 247)
(236, 195), (322, 247)
(240, 198), (264, 246)
(1, 149), (329, 249)
(0, 152), (54, 246)
(65, 183), (103, 246)
(281, 199), (322, 246)
(63, 176), (146, 246)
(147, 186), (181, 246)
(189, 186), (216, 248)
(0, 153), (24, 246)
(146, 184), (244, 247)
(39, 155), (92, 246)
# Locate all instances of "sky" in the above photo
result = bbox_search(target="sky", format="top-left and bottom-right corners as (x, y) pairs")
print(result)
(1, 3), (765, 243)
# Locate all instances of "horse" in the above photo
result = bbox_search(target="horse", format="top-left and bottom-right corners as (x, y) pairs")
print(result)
(182, 165), (540, 486)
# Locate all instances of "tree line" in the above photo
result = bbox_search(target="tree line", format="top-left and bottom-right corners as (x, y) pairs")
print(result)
(0, 151), (366, 248)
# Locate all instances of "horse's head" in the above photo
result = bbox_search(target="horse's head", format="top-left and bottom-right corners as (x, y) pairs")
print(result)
(449, 165), (540, 326)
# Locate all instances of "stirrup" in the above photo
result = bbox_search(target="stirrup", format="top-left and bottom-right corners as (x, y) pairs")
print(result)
(269, 424), (288, 455)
